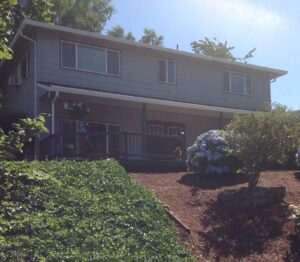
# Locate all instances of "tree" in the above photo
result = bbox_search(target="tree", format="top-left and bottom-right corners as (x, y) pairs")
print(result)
(140, 28), (164, 46)
(0, 114), (48, 160)
(191, 37), (256, 62)
(226, 104), (300, 189)
(0, 0), (17, 60)
(107, 25), (135, 41)
(53, 0), (114, 32)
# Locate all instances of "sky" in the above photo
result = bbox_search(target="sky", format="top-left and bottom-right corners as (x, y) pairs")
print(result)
(104, 0), (300, 110)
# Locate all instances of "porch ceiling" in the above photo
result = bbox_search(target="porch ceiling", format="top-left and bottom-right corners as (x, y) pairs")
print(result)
(38, 82), (254, 115)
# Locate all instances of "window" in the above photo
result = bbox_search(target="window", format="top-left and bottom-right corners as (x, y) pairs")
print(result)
(224, 71), (252, 96)
(168, 126), (182, 136)
(148, 125), (163, 135)
(9, 51), (30, 86)
(158, 59), (176, 84)
(62, 42), (76, 68)
(61, 41), (120, 76)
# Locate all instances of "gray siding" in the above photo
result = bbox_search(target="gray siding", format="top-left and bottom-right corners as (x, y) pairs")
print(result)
(3, 40), (35, 117)
(37, 29), (271, 111)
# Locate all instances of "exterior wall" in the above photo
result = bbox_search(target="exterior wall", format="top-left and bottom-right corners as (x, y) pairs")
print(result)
(36, 29), (271, 111)
(3, 40), (35, 117)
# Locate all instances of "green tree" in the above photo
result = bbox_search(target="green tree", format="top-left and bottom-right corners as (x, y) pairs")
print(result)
(227, 104), (300, 189)
(0, 114), (48, 160)
(140, 28), (164, 46)
(191, 37), (256, 62)
(0, 0), (17, 60)
(107, 25), (135, 41)
(53, 0), (114, 32)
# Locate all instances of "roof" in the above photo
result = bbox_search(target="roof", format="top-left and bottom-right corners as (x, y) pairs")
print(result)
(5, 19), (287, 79)
(38, 82), (253, 114)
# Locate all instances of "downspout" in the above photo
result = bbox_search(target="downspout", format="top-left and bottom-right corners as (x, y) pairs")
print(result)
(20, 31), (38, 159)
(51, 91), (59, 135)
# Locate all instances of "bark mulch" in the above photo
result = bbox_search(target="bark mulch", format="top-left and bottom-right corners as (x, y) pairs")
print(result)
(132, 171), (300, 262)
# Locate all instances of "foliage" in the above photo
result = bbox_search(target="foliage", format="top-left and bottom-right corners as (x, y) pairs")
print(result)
(0, 160), (192, 261)
(0, 0), (17, 60)
(66, 101), (90, 119)
(191, 37), (256, 62)
(296, 147), (300, 168)
(227, 104), (300, 188)
(140, 28), (164, 46)
(0, 108), (27, 133)
(290, 205), (300, 235)
(186, 130), (240, 175)
(53, 0), (115, 32)
(0, 114), (48, 160)
(107, 25), (135, 41)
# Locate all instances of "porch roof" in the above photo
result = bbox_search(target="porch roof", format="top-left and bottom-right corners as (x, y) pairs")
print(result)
(38, 82), (254, 114)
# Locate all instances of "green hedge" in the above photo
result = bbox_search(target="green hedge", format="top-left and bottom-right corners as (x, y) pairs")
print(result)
(0, 160), (192, 261)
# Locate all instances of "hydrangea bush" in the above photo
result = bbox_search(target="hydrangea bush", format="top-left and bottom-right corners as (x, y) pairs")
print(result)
(186, 130), (239, 175)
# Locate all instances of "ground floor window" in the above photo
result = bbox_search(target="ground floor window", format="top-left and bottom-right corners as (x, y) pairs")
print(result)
(61, 119), (121, 158)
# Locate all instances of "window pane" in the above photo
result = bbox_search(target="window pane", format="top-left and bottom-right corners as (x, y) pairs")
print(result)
(167, 61), (176, 83)
(149, 125), (163, 135)
(224, 71), (230, 92)
(246, 75), (252, 95)
(158, 60), (166, 82)
(62, 42), (76, 68)
(107, 50), (120, 75)
(230, 72), (245, 94)
(78, 45), (106, 73)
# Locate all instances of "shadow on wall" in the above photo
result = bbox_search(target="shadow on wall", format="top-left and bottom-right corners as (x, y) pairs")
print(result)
(198, 187), (289, 260)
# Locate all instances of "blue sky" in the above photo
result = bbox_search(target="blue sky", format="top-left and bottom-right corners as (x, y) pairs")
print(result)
(104, 0), (299, 110)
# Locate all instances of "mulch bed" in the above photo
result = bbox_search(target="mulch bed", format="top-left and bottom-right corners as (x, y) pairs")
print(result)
(132, 171), (300, 262)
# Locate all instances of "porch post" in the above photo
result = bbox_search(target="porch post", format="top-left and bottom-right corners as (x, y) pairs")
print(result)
(141, 103), (147, 159)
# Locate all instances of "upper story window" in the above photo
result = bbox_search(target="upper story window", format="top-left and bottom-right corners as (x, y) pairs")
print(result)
(61, 41), (121, 76)
(224, 71), (252, 96)
(9, 51), (30, 86)
(158, 58), (176, 84)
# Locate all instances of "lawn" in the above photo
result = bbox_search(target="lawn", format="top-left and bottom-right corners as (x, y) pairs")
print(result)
(0, 160), (192, 261)
(133, 171), (300, 261)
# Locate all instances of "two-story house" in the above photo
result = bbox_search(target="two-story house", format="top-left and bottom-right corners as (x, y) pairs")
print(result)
(0, 19), (287, 167)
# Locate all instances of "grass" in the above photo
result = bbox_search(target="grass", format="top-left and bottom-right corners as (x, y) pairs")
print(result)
(0, 160), (192, 261)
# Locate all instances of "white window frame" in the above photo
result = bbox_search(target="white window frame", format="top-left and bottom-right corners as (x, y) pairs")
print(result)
(168, 126), (182, 136)
(61, 40), (121, 77)
(158, 58), (176, 84)
(224, 71), (253, 96)
(148, 124), (164, 135)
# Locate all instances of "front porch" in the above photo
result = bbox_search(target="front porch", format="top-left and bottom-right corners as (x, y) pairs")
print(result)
(37, 83), (248, 168)
(40, 129), (186, 168)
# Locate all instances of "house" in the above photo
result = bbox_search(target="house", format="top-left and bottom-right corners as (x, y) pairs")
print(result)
(0, 19), (287, 167)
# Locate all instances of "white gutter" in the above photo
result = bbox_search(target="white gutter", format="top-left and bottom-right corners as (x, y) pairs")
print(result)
(51, 91), (59, 135)
(20, 30), (38, 159)
(38, 83), (254, 114)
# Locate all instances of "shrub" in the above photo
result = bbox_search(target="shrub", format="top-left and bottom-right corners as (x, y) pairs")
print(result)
(227, 104), (300, 188)
(186, 130), (240, 174)
(0, 160), (192, 261)
(290, 205), (300, 236)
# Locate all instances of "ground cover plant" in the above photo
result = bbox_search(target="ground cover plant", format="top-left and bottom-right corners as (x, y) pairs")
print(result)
(0, 160), (192, 261)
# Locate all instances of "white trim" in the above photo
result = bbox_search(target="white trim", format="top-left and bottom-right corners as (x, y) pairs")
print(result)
(168, 126), (182, 136)
(158, 58), (176, 84)
(60, 40), (121, 76)
(224, 71), (253, 96)
(38, 83), (254, 114)
(2, 19), (286, 79)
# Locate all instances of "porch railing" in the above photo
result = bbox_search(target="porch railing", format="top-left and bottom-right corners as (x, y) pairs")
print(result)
(40, 131), (186, 162)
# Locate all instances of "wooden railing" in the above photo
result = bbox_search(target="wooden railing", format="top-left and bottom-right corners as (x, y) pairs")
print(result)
(40, 131), (186, 162)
